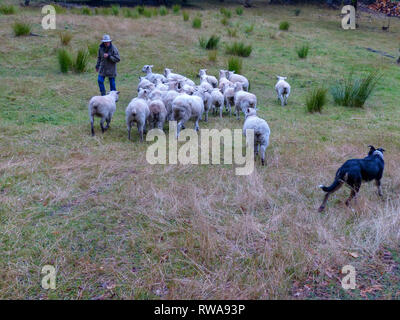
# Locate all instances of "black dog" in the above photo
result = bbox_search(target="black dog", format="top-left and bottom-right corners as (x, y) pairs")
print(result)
(318, 145), (385, 212)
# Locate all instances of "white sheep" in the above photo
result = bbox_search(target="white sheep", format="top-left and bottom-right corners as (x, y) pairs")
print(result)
(210, 88), (225, 118)
(243, 108), (270, 166)
(199, 75), (214, 93)
(148, 100), (167, 130)
(218, 70), (232, 93)
(162, 83), (181, 120)
(137, 77), (155, 92)
(172, 93), (204, 136)
(199, 69), (218, 88)
(193, 87), (212, 122)
(142, 65), (167, 84)
(125, 89), (150, 142)
(234, 82), (257, 120)
(223, 82), (235, 116)
(226, 71), (249, 91)
(164, 68), (195, 87)
(88, 90), (119, 136)
(154, 78), (168, 91)
(275, 76), (291, 107)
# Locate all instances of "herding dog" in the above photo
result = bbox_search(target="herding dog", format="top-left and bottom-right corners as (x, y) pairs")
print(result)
(318, 145), (385, 212)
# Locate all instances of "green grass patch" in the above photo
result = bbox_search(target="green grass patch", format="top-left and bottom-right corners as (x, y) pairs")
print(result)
(0, 4), (16, 14)
(172, 4), (181, 14)
(182, 10), (189, 21)
(306, 87), (327, 113)
(279, 21), (290, 31)
(73, 48), (89, 73)
(220, 8), (232, 19)
(12, 22), (31, 37)
(236, 7), (243, 16)
(111, 5), (120, 16)
(296, 43), (309, 59)
(199, 35), (220, 50)
(57, 48), (73, 73)
(228, 56), (242, 74)
(225, 41), (252, 57)
(159, 6), (168, 16)
(331, 71), (382, 108)
(81, 6), (92, 16)
(192, 17), (202, 29)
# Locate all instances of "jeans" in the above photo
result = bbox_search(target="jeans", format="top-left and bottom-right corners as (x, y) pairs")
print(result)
(98, 75), (116, 95)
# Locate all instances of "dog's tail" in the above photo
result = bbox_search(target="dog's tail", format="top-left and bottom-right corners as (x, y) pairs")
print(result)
(319, 170), (346, 192)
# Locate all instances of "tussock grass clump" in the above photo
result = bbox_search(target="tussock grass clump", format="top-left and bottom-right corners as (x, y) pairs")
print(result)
(208, 50), (218, 62)
(98, 7), (111, 15)
(221, 17), (230, 26)
(306, 87), (327, 113)
(192, 17), (202, 29)
(57, 48), (73, 73)
(73, 48), (89, 73)
(220, 8), (232, 19)
(122, 7), (138, 18)
(81, 7), (92, 15)
(59, 31), (73, 46)
(142, 7), (152, 18)
(228, 57), (242, 74)
(13, 22), (31, 37)
(227, 28), (238, 37)
(296, 44), (309, 59)
(236, 7), (243, 16)
(182, 11), (189, 21)
(0, 4), (16, 14)
(279, 21), (290, 31)
(199, 35), (220, 50)
(172, 4), (181, 14)
(87, 42), (98, 56)
(226, 41), (252, 57)
(244, 23), (254, 35)
(111, 5), (120, 16)
(331, 71), (381, 108)
(159, 6), (168, 16)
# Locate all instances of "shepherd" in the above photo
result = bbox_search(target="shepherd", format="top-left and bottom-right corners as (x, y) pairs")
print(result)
(96, 34), (120, 96)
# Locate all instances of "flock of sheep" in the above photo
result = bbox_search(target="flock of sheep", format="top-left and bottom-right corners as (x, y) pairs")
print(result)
(88, 65), (291, 165)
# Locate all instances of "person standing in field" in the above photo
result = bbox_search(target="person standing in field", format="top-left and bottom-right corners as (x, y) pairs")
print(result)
(96, 34), (120, 96)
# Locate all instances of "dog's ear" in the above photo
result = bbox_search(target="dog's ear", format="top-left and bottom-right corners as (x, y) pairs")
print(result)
(368, 145), (376, 151)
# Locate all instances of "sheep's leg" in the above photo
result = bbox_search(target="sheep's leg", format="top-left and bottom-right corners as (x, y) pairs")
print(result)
(279, 95), (284, 107)
(376, 179), (383, 197)
(195, 118), (200, 132)
(127, 125), (131, 140)
(105, 117), (111, 131)
(100, 117), (106, 133)
(204, 110), (208, 122)
(90, 116), (95, 136)
(260, 144), (267, 166)
(285, 91), (290, 105)
(318, 181), (344, 212)
(138, 123), (144, 142)
(235, 105), (240, 120)
(219, 105), (223, 119)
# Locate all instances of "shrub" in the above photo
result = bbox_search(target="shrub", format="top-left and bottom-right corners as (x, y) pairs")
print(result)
(73, 48), (89, 73)
(192, 17), (202, 29)
(227, 28), (237, 37)
(244, 23), (254, 35)
(306, 87), (327, 113)
(0, 4), (16, 14)
(173, 4), (181, 14)
(151, 7), (158, 17)
(57, 48), (73, 73)
(81, 7), (92, 15)
(59, 31), (73, 46)
(296, 44), (309, 59)
(225, 41), (252, 57)
(331, 71), (381, 108)
(111, 5), (120, 16)
(199, 35), (220, 50)
(236, 7), (243, 16)
(279, 21), (290, 31)
(137, 6), (145, 15)
(87, 42), (98, 56)
(13, 22), (31, 37)
(220, 8), (231, 18)
(208, 50), (217, 62)
(228, 57), (242, 74)
(294, 9), (301, 16)
(182, 11), (189, 21)
(159, 6), (168, 16)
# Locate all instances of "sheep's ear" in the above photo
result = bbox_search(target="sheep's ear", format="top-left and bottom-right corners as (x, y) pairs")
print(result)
(283, 77), (287, 80)
(150, 65), (153, 67)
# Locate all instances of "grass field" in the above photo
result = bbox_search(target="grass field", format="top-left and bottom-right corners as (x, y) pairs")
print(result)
(1, 1), (400, 299)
